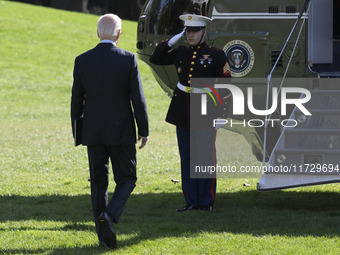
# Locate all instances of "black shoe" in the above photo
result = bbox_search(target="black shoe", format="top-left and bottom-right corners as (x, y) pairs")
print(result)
(176, 204), (198, 212)
(199, 205), (213, 211)
(97, 212), (117, 249)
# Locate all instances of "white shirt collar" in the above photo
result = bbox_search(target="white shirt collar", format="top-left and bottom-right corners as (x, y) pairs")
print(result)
(100, 39), (116, 46)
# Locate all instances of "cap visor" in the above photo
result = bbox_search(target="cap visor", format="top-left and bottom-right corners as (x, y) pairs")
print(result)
(185, 26), (205, 32)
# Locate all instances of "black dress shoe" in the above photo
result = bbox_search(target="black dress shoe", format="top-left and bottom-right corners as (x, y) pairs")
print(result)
(176, 204), (198, 212)
(97, 212), (117, 249)
(199, 205), (213, 211)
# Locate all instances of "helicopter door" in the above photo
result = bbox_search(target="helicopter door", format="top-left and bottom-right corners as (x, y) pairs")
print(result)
(335, 0), (340, 39)
(308, 0), (333, 65)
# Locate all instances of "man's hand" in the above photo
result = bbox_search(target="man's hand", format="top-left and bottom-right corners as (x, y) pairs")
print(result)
(168, 28), (186, 47)
(138, 135), (148, 149)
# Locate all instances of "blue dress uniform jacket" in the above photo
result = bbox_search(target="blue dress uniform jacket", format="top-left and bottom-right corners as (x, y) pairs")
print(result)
(150, 40), (231, 209)
(150, 41), (230, 128)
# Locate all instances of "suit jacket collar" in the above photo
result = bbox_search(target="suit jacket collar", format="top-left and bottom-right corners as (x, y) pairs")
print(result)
(100, 39), (116, 45)
(95, 42), (117, 49)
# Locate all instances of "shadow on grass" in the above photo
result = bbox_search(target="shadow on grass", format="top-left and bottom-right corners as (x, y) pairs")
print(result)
(0, 190), (339, 253)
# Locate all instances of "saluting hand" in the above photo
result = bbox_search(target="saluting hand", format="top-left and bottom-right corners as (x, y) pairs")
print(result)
(168, 28), (186, 47)
(138, 135), (148, 149)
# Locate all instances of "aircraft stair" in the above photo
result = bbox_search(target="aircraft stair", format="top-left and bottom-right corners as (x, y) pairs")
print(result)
(258, 88), (340, 191)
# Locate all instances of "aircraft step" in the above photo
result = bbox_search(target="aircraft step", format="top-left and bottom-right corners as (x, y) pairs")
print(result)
(274, 148), (340, 154)
(292, 109), (340, 129)
(284, 129), (340, 150)
(272, 148), (340, 172)
(318, 73), (340, 78)
(257, 174), (340, 192)
(304, 90), (340, 110)
(258, 89), (340, 191)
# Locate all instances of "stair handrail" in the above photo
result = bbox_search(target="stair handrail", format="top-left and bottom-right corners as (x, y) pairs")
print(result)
(262, 0), (311, 167)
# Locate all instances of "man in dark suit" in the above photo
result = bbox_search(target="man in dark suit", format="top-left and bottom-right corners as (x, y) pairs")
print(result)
(71, 13), (149, 249)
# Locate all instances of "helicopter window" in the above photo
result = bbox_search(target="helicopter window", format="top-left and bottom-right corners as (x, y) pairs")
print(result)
(215, 0), (266, 13)
(268, 6), (279, 14)
(146, 0), (211, 35)
(142, 0), (153, 14)
(286, 6), (296, 14)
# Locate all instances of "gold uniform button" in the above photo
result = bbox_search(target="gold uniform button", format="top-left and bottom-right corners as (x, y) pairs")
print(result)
(190, 68), (194, 71)
(198, 46), (201, 49)
(191, 62), (195, 65)
(188, 81), (191, 84)
(193, 51), (197, 55)
(189, 74), (192, 78)
(192, 55), (196, 58)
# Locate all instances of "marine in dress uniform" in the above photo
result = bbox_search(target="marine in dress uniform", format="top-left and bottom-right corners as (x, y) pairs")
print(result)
(150, 14), (230, 212)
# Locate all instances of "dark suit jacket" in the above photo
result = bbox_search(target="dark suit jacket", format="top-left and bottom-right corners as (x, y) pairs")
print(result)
(71, 43), (149, 145)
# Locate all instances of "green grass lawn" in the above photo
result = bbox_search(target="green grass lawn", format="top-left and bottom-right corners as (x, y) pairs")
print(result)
(0, 1), (339, 254)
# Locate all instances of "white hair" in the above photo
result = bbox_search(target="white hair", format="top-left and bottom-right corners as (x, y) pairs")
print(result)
(97, 14), (122, 40)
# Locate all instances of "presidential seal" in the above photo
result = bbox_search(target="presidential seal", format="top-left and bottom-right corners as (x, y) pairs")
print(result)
(223, 40), (255, 77)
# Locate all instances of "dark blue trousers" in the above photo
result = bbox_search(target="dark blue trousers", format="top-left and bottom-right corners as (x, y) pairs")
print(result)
(87, 144), (136, 237)
(176, 126), (216, 207)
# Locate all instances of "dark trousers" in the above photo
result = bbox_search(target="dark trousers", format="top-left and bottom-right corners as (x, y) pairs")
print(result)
(176, 127), (216, 207)
(87, 144), (136, 236)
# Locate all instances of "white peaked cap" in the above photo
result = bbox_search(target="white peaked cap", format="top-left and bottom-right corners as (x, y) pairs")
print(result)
(179, 14), (212, 27)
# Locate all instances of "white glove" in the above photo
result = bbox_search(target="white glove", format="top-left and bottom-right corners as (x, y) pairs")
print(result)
(168, 28), (186, 47)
